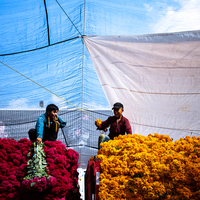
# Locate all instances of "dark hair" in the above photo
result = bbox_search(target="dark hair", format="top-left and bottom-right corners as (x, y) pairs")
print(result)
(46, 104), (59, 112)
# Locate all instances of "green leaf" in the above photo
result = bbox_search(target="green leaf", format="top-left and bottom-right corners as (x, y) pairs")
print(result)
(30, 182), (36, 187)
(41, 152), (46, 157)
(34, 158), (40, 164)
(27, 152), (31, 158)
(28, 160), (32, 165)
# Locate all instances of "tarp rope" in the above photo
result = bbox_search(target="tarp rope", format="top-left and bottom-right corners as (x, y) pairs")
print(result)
(2, 61), (198, 135)
(0, 60), (97, 120)
(55, 0), (82, 36)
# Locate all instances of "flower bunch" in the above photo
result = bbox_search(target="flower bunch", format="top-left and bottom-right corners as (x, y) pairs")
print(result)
(21, 142), (56, 193)
(97, 133), (200, 200)
(42, 140), (80, 200)
(0, 138), (31, 200)
(0, 138), (81, 200)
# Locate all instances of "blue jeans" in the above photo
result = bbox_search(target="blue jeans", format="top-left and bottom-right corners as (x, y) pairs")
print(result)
(98, 134), (110, 150)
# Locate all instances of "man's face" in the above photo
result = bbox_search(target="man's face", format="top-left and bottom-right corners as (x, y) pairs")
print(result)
(47, 110), (58, 119)
(113, 107), (123, 118)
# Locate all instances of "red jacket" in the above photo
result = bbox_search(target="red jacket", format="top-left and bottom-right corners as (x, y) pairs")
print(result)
(98, 115), (132, 139)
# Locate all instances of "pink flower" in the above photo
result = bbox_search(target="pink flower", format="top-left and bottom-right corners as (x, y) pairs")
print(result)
(11, 180), (20, 188)
(0, 151), (7, 160)
(8, 175), (16, 181)
(40, 176), (47, 189)
(6, 192), (14, 199)
(51, 186), (61, 195)
(13, 159), (20, 166)
(8, 162), (14, 168)
(21, 156), (28, 163)
(0, 138), (81, 199)
(0, 186), (7, 193)
(6, 148), (12, 153)
(15, 154), (21, 161)
(21, 179), (29, 190)
(46, 158), (54, 164)
(48, 176), (57, 187)
(54, 155), (67, 165)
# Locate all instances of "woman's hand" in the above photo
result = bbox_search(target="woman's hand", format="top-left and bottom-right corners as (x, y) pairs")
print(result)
(36, 137), (42, 144)
(54, 120), (60, 125)
(53, 116), (60, 125)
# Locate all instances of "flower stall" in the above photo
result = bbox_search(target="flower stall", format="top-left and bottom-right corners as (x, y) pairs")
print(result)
(93, 133), (200, 200)
(0, 138), (81, 200)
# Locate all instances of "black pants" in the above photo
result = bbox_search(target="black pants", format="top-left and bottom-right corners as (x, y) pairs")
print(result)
(28, 122), (59, 142)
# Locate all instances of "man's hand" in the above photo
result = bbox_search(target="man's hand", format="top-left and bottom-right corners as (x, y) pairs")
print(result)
(95, 120), (99, 127)
(95, 119), (102, 127)
(36, 137), (42, 144)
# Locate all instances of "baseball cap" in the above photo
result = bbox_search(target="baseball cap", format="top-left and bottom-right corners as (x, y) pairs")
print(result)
(112, 102), (123, 110)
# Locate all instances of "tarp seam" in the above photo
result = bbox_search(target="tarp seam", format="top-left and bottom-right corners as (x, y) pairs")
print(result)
(43, 0), (51, 46)
(101, 84), (200, 95)
(0, 36), (80, 56)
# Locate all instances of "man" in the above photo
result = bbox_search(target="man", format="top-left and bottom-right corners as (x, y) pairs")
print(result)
(95, 102), (132, 149)
(28, 104), (66, 143)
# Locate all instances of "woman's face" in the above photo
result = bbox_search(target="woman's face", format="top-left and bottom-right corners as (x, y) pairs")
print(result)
(47, 110), (58, 119)
(113, 107), (123, 118)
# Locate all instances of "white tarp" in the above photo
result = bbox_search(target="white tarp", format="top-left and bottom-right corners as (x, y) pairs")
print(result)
(84, 30), (200, 141)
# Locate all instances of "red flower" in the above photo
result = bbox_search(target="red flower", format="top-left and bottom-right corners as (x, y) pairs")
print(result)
(6, 192), (15, 199)
(46, 158), (54, 164)
(13, 159), (20, 167)
(51, 186), (61, 195)
(21, 179), (29, 190)
(0, 138), (81, 200)
(0, 186), (7, 193)
(48, 176), (57, 187)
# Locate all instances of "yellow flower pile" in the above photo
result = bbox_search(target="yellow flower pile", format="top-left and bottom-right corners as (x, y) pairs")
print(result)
(96, 133), (200, 200)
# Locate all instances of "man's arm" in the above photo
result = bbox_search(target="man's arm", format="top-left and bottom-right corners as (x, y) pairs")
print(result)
(125, 118), (132, 135)
(36, 116), (45, 143)
(57, 115), (67, 128)
(97, 117), (111, 130)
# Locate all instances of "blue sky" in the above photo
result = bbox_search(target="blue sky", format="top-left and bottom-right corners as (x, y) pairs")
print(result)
(146, 0), (200, 33)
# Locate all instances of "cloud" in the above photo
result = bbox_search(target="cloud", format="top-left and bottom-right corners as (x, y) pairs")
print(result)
(50, 95), (68, 109)
(7, 98), (39, 110)
(4, 95), (110, 110)
(83, 102), (111, 110)
(146, 0), (200, 33)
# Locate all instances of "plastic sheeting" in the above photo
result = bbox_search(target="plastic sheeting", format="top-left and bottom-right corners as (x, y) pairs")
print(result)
(84, 30), (200, 141)
(0, 0), (111, 110)
(2, 0), (200, 110)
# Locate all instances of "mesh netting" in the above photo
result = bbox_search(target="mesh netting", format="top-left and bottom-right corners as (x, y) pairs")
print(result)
(0, 109), (112, 168)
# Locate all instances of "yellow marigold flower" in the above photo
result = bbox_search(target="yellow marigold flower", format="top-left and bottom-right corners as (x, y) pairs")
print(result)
(173, 159), (179, 166)
(97, 133), (200, 200)
(96, 118), (102, 125)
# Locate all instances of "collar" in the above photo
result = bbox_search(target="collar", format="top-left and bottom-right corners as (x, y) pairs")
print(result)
(44, 112), (49, 118)
(114, 115), (124, 122)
